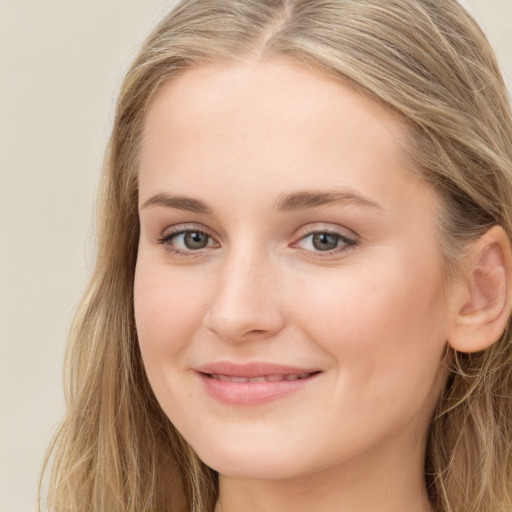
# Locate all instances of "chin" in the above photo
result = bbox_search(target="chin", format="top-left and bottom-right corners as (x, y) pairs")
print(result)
(201, 450), (304, 480)
(188, 428), (323, 480)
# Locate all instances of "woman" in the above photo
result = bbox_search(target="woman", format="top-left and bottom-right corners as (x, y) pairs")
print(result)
(42, 1), (512, 511)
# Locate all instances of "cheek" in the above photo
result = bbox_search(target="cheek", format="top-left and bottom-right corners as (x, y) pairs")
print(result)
(133, 260), (209, 368)
(295, 252), (448, 400)
(133, 259), (216, 437)
(300, 266), (445, 341)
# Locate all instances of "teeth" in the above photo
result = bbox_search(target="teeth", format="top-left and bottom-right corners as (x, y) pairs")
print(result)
(231, 376), (249, 383)
(250, 377), (267, 383)
(210, 373), (313, 382)
(217, 374), (247, 382)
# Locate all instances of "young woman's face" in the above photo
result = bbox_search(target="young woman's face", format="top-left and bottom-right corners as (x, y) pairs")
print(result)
(135, 58), (453, 481)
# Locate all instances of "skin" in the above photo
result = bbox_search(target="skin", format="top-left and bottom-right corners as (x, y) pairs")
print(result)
(133, 57), (456, 512)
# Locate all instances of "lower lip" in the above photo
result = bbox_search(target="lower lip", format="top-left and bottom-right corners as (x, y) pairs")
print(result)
(198, 373), (320, 406)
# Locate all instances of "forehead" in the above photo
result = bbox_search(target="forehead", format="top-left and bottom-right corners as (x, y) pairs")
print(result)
(138, 57), (429, 216)
(142, 57), (407, 149)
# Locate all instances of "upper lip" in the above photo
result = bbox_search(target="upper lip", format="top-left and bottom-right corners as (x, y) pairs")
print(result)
(196, 361), (321, 378)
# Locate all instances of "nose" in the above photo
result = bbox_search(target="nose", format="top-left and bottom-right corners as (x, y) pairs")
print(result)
(202, 249), (285, 343)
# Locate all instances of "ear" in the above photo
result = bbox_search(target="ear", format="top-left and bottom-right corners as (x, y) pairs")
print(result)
(448, 225), (512, 353)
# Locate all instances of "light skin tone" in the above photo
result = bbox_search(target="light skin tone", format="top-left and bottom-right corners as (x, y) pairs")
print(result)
(134, 57), (512, 512)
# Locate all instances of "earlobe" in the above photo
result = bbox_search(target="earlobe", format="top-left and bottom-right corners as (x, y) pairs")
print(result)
(448, 226), (512, 353)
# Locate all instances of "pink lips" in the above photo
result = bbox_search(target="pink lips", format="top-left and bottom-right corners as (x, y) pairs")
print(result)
(196, 362), (321, 406)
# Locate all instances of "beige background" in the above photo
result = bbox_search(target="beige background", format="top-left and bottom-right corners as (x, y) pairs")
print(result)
(0, 1), (510, 511)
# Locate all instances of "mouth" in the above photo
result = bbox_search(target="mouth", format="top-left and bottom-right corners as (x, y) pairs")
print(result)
(205, 372), (318, 383)
(196, 362), (322, 406)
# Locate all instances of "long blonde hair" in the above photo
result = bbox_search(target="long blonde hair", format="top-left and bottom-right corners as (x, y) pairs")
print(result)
(41, 1), (512, 511)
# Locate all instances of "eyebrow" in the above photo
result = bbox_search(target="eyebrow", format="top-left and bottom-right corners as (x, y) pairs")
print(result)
(275, 190), (383, 211)
(140, 189), (382, 214)
(141, 193), (213, 215)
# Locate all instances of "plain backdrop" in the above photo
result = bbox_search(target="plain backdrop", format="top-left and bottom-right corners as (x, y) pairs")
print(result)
(0, 1), (510, 511)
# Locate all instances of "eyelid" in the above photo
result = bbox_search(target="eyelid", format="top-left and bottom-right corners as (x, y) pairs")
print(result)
(293, 222), (359, 241)
(159, 221), (217, 237)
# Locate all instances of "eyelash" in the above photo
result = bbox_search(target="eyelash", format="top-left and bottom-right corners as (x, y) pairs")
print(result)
(156, 226), (359, 259)
(293, 229), (359, 259)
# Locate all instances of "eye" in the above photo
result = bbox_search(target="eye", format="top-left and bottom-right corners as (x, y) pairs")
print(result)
(157, 228), (219, 254)
(177, 231), (210, 250)
(310, 232), (340, 251)
(293, 229), (357, 254)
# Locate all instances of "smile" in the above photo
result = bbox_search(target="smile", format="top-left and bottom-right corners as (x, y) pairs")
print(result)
(196, 362), (321, 406)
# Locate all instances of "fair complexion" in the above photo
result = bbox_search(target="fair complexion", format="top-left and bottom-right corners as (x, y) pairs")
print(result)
(134, 58), (456, 512)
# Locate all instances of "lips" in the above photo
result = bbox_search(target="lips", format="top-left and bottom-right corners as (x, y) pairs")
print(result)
(196, 362), (321, 405)
(197, 361), (319, 377)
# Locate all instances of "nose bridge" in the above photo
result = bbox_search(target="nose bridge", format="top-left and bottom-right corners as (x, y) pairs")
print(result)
(203, 243), (284, 341)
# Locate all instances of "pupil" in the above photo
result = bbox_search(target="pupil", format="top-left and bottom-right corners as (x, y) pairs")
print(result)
(184, 231), (208, 249)
(312, 232), (338, 251)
